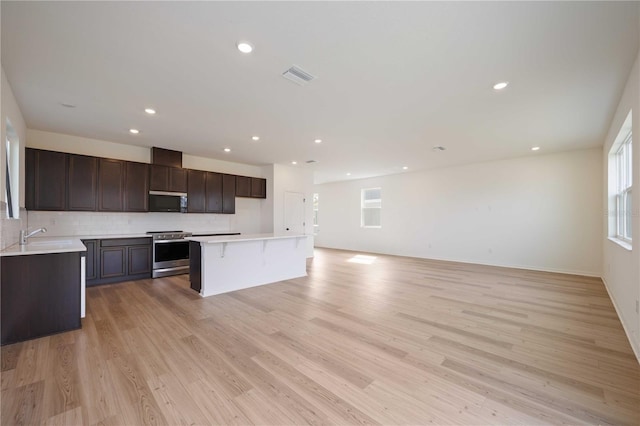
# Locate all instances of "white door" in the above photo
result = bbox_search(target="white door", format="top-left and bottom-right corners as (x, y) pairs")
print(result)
(284, 191), (305, 234)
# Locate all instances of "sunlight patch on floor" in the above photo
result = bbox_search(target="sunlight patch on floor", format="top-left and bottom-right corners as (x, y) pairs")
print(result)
(347, 254), (377, 265)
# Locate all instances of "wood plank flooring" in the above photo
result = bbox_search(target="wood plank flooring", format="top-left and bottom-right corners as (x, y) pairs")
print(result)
(2, 248), (639, 425)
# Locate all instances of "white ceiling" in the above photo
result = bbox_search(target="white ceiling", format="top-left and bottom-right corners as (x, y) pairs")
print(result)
(1, 1), (638, 183)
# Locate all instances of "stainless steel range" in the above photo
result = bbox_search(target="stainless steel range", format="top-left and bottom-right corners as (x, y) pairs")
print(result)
(147, 231), (192, 278)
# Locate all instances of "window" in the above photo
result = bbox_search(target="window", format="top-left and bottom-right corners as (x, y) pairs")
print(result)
(615, 133), (632, 242)
(361, 187), (381, 228)
(312, 193), (319, 232)
(4, 119), (19, 219)
(608, 111), (632, 245)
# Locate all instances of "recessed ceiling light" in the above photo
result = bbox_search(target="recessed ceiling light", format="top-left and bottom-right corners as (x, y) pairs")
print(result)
(314, 139), (322, 144)
(402, 166), (409, 170)
(60, 103), (76, 108)
(346, 172), (351, 176)
(224, 148), (231, 152)
(144, 108), (156, 115)
(531, 146), (540, 151)
(252, 136), (260, 141)
(129, 129), (140, 134)
(237, 42), (253, 53)
(493, 81), (509, 90)
(291, 161), (297, 165)
(432, 146), (446, 151)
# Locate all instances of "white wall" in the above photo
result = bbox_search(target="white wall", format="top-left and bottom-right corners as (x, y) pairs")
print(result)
(315, 148), (602, 276)
(0, 67), (28, 249)
(602, 51), (640, 360)
(24, 129), (265, 236)
(272, 164), (315, 257)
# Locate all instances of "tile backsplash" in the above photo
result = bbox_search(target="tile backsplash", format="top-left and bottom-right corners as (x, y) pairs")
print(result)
(26, 211), (238, 237)
(0, 204), (28, 249)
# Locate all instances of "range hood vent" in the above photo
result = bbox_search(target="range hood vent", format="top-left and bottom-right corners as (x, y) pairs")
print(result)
(282, 65), (316, 86)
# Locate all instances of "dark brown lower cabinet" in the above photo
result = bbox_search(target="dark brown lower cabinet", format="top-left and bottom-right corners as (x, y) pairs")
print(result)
(189, 241), (202, 293)
(101, 247), (126, 278)
(84, 238), (152, 286)
(1, 252), (81, 345)
(128, 246), (152, 275)
(84, 240), (98, 280)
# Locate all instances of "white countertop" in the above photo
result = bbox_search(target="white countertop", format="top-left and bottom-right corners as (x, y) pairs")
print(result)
(69, 233), (152, 240)
(187, 232), (307, 244)
(0, 237), (87, 257)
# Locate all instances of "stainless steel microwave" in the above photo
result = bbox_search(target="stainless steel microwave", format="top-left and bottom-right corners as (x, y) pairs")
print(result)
(148, 191), (187, 213)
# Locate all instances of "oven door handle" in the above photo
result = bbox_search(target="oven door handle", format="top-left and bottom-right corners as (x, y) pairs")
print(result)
(154, 239), (187, 244)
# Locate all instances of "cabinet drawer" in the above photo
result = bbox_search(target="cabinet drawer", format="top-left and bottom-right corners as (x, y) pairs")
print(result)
(100, 238), (151, 247)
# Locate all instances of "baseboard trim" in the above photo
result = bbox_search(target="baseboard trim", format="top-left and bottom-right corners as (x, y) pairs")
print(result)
(314, 244), (601, 277)
(601, 277), (640, 364)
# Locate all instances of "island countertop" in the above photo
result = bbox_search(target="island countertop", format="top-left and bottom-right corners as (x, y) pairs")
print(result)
(187, 232), (307, 244)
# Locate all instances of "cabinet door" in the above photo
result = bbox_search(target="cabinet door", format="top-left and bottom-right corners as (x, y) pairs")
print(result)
(187, 169), (206, 213)
(100, 247), (126, 279)
(235, 176), (251, 198)
(98, 159), (125, 211)
(25, 148), (67, 210)
(205, 172), (223, 213)
(128, 245), (151, 275)
(222, 174), (236, 214)
(1, 253), (80, 345)
(169, 168), (188, 193)
(251, 177), (266, 198)
(83, 240), (98, 282)
(68, 154), (97, 211)
(124, 162), (149, 212)
(150, 165), (169, 191)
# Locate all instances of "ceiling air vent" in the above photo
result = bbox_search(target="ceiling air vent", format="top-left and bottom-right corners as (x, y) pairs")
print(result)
(305, 160), (318, 164)
(282, 65), (315, 86)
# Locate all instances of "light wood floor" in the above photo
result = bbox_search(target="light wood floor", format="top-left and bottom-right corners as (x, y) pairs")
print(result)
(2, 248), (639, 425)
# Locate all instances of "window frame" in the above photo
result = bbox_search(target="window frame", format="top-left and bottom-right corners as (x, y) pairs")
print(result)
(312, 193), (319, 234)
(361, 187), (382, 228)
(614, 132), (632, 243)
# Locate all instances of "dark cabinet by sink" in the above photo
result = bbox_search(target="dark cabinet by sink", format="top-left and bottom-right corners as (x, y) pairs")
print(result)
(150, 165), (187, 193)
(1, 252), (81, 345)
(25, 148), (67, 210)
(84, 237), (152, 286)
(68, 154), (97, 211)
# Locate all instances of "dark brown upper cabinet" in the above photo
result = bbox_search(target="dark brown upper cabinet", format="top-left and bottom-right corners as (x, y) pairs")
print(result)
(124, 162), (149, 212)
(235, 176), (251, 198)
(205, 172), (223, 213)
(187, 169), (206, 213)
(222, 174), (236, 214)
(25, 148), (67, 211)
(151, 147), (182, 168)
(251, 177), (267, 198)
(67, 154), (97, 211)
(235, 176), (266, 199)
(150, 165), (187, 193)
(98, 158), (125, 211)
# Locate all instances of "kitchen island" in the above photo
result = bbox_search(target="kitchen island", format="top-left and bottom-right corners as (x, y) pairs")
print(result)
(187, 233), (307, 297)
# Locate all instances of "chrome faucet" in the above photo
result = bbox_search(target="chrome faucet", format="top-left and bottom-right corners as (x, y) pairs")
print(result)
(19, 227), (47, 245)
